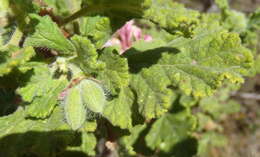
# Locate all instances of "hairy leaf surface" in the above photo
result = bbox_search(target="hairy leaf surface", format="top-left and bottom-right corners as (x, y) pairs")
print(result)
(24, 14), (75, 55)
(71, 35), (105, 74)
(79, 16), (112, 49)
(104, 88), (134, 129)
(64, 85), (86, 130)
(97, 47), (129, 95)
(130, 25), (253, 119)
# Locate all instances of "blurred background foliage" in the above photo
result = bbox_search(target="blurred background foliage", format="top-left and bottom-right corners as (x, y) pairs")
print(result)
(175, 0), (260, 157)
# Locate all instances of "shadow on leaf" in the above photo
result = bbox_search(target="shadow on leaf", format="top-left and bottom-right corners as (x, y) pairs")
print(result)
(123, 47), (180, 73)
(0, 130), (90, 157)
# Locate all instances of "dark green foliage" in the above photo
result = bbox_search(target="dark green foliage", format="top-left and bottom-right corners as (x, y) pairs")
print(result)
(0, 0), (259, 156)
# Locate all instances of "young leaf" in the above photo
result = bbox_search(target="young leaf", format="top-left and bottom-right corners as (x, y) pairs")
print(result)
(145, 112), (196, 152)
(64, 85), (86, 130)
(0, 46), (35, 77)
(80, 79), (106, 113)
(24, 14), (75, 55)
(104, 88), (134, 129)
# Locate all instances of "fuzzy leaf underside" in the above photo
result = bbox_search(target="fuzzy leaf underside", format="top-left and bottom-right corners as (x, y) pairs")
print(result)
(80, 79), (106, 113)
(104, 88), (134, 129)
(64, 85), (86, 130)
(0, 46), (35, 77)
(130, 25), (253, 119)
(24, 14), (75, 55)
(145, 112), (196, 152)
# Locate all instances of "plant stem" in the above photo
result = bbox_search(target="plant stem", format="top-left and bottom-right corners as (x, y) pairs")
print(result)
(60, 6), (96, 26)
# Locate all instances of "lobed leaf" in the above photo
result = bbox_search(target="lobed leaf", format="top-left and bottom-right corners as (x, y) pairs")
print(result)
(24, 14), (75, 55)
(25, 78), (68, 119)
(16, 63), (60, 102)
(79, 16), (112, 49)
(104, 88), (134, 129)
(143, 0), (200, 36)
(145, 112), (196, 152)
(97, 47), (129, 95)
(71, 35), (105, 74)
(130, 25), (253, 119)
(0, 46), (35, 77)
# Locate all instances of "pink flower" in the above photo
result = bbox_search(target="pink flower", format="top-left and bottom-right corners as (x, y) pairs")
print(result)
(103, 20), (153, 54)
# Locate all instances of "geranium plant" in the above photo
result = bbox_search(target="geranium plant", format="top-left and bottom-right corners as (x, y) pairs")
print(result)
(0, 0), (259, 156)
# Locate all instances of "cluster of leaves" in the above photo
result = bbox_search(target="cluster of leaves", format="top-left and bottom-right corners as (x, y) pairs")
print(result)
(0, 0), (260, 156)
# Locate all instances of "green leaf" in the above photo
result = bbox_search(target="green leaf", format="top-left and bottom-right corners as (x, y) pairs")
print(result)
(79, 16), (112, 49)
(248, 8), (260, 30)
(0, 46), (35, 77)
(197, 131), (227, 155)
(215, 0), (229, 10)
(97, 47), (129, 95)
(17, 63), (57, 102)
(130, 26), (253, 119)
(24, 14), (75, 55)
(119, 124), (147, 155)
(79, 132), (97, 156)
(81, 0), (149, 21)
(26, 78), (68, 119)
(67, 132), (97, 156)
(8, 0), (40, 28)
(143, 0), (199, 36)
(44, 0), (82, 16)
(104, 88), (134, 129)
(71, 35), (105, 73)
(80, 79), (106, 113)
(0, 106), (74, 157)
(145, 112), (196, 152)
(64, 85), (87, 130)
(199, 86), (241, 119)
(130, 69), (175, 119)
(16, 63), (69, 118)
(81, 120), (97, 132)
